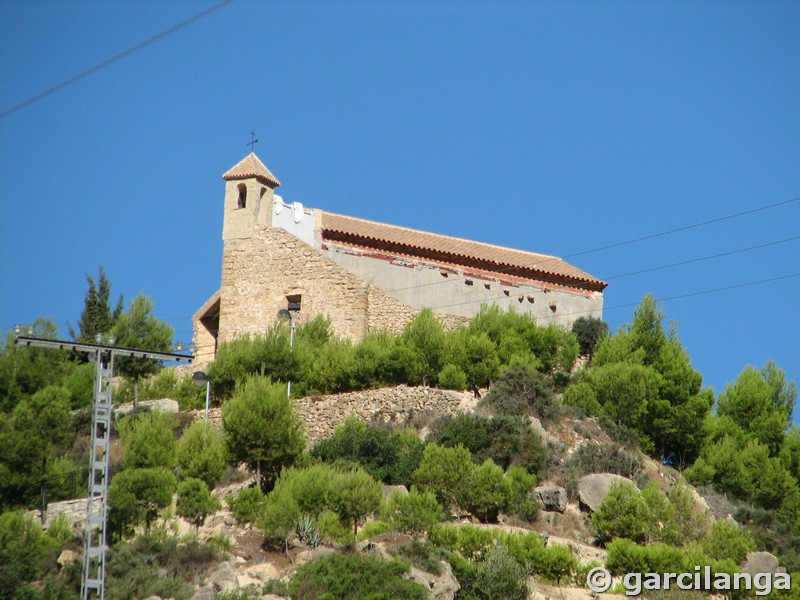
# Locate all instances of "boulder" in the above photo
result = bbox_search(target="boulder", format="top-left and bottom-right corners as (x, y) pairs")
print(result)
(57, 549), (79, 567)
(406, 560), (460, 600)
(207, 561), (238, 594)
(114, 398), (179, 417)
(383, 484), (409, 501)
(538, 511), (563, 529)
(578, 473), (633, 512)
(191, 585), (215, 600)
(743, 551), (783, 576)
(295, 547), (336, 568)
(532, 485), (567, 512)
(245, 562), (280, 582)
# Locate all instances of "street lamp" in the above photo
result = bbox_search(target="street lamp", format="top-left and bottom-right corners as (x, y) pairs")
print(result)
(277, 301), (300, 397)
(192, 371), (212, 422)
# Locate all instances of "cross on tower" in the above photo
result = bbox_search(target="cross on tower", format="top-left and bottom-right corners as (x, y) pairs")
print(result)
(247, 130), (259, 152)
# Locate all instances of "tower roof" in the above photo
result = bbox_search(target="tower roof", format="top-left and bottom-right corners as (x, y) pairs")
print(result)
(222, 153), (281, 188)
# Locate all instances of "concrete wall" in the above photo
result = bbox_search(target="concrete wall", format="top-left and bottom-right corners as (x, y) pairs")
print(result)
(321, 242), (603, 328)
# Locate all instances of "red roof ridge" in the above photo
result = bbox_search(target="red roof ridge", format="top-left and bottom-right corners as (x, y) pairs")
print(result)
(222, 153), (281, 188)
(321, 211), (606, 290)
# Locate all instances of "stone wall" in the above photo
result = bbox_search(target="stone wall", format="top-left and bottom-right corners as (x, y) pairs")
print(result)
(216, 226), (470, 348)
(295, 385), (476, 446)
(199, 385), (477, 447)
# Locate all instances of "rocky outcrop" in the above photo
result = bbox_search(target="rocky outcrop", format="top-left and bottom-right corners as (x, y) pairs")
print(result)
(532, 485), (567, 513)
(743, 551), (784, 576)
(114, 398), (179, 417)
(578, 473), (633, 512)
(406, 560), (460, 600)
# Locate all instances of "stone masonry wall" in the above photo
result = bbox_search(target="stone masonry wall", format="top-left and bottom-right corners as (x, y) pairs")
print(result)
(199, 385), (476, 447)
(217, 226), (470, 347)
(296, 385), (476, 446)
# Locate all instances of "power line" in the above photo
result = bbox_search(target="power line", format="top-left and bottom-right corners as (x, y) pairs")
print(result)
(603, 235), (800, 280)
(377, 194), (800, 296)
(428, 271), (800, 314)
(0, 0), (236, 120)
(563, 196), (800, 258)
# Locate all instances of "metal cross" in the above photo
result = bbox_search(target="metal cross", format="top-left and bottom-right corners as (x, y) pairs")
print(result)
(248, 130), (259, 151)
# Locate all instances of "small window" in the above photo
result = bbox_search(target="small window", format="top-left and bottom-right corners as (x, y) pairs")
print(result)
(237, 184), (247, 209)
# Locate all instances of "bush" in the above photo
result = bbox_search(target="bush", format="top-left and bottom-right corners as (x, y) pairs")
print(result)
(474, 544), (528, 600)
(0, 511), (60, 599)
(480, 366), (557, 422)
(571, 317), (609, 356)
(385, 487), (444, 539)
(176, 478), (220, 532)
(438, 363), (469, 390)
(288, 551), (429, 599)
(176, 421), (227, 489)
(566, 442), (643, 479)
(591, 481), (651, 544)
(227, 485), (266, 528)
(312, 416), (424, 486)
(538, 544), (578, 585)
(428, 413), (547, 475)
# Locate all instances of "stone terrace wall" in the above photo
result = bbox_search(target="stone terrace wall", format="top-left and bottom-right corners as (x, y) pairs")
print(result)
(198, 385), (477, 447)
(296, 385), (476, 446)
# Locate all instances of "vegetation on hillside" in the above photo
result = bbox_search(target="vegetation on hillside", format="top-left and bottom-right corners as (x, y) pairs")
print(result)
(1, 270), (798, 599)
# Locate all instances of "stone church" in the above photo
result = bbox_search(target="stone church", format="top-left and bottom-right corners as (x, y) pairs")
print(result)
(192, 153), (606, 364)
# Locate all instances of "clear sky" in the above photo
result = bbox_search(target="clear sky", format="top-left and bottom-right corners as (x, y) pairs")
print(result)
(1, 1), (798, 409)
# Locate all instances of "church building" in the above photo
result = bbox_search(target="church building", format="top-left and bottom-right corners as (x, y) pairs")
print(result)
(192, 153), (607, 364)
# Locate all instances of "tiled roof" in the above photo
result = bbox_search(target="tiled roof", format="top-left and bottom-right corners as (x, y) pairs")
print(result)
(321, 212), (606, 291)
(222, 153), (281, 188)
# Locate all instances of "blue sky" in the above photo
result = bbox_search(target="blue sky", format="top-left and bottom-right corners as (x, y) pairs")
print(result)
(1, 1), (798, 406)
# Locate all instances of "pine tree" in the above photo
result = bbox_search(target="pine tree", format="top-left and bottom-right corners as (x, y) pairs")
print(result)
(69, 267), (123, 343)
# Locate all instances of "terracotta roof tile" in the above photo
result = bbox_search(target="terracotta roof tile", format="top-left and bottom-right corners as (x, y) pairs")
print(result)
(321, 212), (606, 291)
(222, 153), (280, 187)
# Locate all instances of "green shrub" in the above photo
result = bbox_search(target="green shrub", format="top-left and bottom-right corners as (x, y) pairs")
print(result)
(312, 416), (424, 486)
(438, 363), (469, 390)
(474, 544), (528, 600)
(176, 420), (227, 488)
(480, 366), (557, 422)
(288, 551), (429, 599)
(591, 481), (651, 544)
(571, 317), (609, 356)
(385, 487), (444, 538)
(227, 485), (266, 528)
(428, 414), (547, 475)
(566, 442), (643, 479)
(0, 511), (61, 599)
(176, 478), (220, 532)
(538, 544), (578, 585)
(562, 382), (601, 415)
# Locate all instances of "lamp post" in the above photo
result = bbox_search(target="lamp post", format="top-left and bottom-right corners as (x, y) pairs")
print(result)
(277, 301), (300, 398)
(191, 371), (212, 422)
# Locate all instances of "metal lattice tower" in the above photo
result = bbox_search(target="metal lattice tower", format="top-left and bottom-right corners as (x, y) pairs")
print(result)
(13, 335), (192, 600)
(81, 353), (113, 600)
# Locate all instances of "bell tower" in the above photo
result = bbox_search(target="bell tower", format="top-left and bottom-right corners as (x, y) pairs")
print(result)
(221, 153), (281, 240)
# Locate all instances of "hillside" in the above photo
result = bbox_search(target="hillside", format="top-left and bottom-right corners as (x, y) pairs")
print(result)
(2, 298), (798, 600)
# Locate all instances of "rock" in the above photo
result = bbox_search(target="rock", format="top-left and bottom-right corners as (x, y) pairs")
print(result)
(191, 585), (215, 600)
(578, 473), (633, 512)
(245, 562), (280, 582)
(383, 484), (409, 501)
(538, 511), (563, 529)
(532, 485), (567, 512)
(406, 560), (460, 600)
(114, 398), (179, 417)
(743, 551), (781, 576)
(207, 561), (238, 593)
(529, 417), (549, 442)
(57, 549), (79, 567)
(295, 547), (336, 568)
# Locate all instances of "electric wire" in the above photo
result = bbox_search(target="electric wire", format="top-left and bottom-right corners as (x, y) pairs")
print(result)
(0, 0), (236, 120)
(378, 195), (800, 295)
